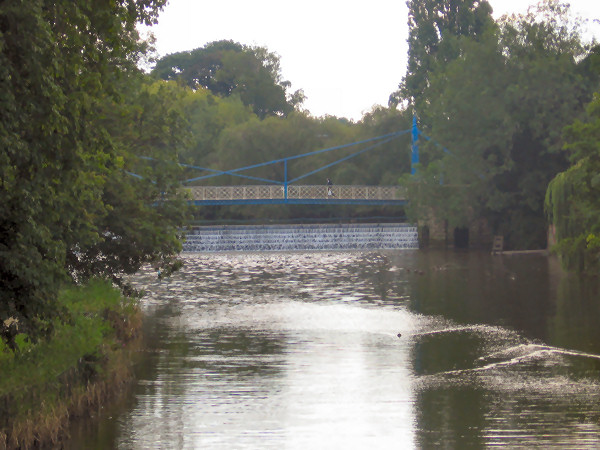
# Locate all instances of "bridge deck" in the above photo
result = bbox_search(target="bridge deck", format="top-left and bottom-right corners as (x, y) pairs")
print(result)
(187, 185), (407, 206)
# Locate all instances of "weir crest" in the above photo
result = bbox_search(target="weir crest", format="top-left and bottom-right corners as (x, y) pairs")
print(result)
(182, 223), (419, 252)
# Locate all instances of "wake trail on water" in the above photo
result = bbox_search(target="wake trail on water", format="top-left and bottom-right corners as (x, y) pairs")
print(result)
(479, 343), (600, 365)
(413, 324), (502, 338)
(426, 341), (600, 378)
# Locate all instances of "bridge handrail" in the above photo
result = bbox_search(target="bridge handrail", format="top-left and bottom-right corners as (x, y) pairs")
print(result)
(187, 185), (406, 201)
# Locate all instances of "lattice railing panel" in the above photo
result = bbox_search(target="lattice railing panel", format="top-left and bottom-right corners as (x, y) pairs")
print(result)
(188, 185), (406, 201)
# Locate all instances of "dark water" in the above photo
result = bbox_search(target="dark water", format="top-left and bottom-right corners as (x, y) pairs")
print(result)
(67, 250), (600, 449)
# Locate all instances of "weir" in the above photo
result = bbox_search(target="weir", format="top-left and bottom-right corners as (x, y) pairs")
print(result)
(182, 223), (419, 252)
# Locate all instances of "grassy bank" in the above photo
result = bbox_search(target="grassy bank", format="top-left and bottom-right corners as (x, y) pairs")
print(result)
(0, 279), (142, 449)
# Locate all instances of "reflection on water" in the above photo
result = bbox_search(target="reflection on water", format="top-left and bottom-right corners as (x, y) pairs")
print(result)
(67, 251), (600, 449)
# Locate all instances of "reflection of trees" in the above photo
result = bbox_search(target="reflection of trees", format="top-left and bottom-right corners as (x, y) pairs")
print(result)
(415, 386), (487, 448)
(411, 324), (488, 447)
(415, 372), (600, 447)
(411, 253), (600, 447)
(549, 274), (600, 355)
(354, 253), (416, 305)
(407, 251), (555, 341)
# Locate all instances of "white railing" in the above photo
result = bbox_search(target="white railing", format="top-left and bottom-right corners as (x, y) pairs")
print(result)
(187, 185), (406, 201)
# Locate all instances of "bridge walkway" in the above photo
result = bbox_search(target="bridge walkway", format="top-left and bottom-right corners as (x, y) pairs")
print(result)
(187, 185), (407, 206)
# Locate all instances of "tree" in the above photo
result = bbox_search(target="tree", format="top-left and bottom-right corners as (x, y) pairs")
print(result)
(212, 113), (325, 186)
(406, 1), (595, 248)
(178, 86), (256, 168)
(65, 79), (192, 288)
(483, 1), (592, 248)
(545, 93), (600, 274)
(358, 106), (414, 185)
(390, 0), (493, 111)
(152, 40), (304, 118)
(0, 0), (188, 344)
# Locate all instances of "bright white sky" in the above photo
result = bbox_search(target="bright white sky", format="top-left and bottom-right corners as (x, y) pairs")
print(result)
(142, 0), (600, 121)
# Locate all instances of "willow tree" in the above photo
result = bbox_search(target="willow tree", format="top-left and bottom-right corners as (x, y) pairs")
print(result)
(545, 94), (600, 274)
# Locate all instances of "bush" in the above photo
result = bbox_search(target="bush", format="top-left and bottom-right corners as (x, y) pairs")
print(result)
(0, 279), (141, 447)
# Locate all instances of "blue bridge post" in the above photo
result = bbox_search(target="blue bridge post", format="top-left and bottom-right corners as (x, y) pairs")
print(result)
(411, 115), (419, 175)
(284, 159), (288, 202)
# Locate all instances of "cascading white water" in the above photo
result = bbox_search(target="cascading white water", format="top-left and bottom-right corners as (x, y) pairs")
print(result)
(182, 223), (419, 252)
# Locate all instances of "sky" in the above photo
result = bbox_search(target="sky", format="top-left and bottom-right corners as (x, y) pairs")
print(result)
(141, 0), (600, 121)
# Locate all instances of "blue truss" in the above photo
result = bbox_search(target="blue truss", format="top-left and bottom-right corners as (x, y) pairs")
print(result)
(128, 117), (427, 205)
(181, 129), (412, 186)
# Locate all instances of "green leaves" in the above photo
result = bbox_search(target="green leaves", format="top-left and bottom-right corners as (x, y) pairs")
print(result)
(151, 40), (302, 119)
(405, 1), (595, 249)
(398, 0), (494, 109)
(0, 0), (184, 346)
(546, 93), (600, 274)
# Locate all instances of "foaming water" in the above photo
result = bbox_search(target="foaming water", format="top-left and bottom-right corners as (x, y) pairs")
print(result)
(66, 251), (600, 449)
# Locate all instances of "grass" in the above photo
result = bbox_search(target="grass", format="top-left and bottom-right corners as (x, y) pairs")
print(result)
(0, 278), (142, 449)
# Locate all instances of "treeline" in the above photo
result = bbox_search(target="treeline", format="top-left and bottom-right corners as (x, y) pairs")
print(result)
(396, 1), (597, 249)
(146, 40), (416, 222)
(149, 41), (415, 188)
(393, 0), (599, 274)
(148, 1), (600, 272)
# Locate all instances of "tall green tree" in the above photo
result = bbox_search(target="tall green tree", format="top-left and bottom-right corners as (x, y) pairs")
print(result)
(66, 79), (192, 288)
(0, 0), (190, 344)
(406, 1), (595, 248)
(391, 0), (493, 111)
(152, 40), (244, 95)
(152, 40), (304, 118)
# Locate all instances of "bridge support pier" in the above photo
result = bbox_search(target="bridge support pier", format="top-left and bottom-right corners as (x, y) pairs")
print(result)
(411, 115), (419, 175)
(417, 216), (493, 249)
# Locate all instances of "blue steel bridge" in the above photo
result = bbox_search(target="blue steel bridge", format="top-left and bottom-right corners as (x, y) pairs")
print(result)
(138, 117), (454, 206)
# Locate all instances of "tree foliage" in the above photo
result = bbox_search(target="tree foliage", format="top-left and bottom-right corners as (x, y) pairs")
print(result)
(178, 86), (256, 167)
(152, 40), (304, 118)
(0, 0), (189, 344)
(391, 0), (493, 110)
(545, 94), (600, 274)
(403, 0), (597, 249)
(65, 79), (192, 287)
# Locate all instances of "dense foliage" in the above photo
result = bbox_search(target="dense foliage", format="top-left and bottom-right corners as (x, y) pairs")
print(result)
(545, 94), (600, 274)
(152, 40), (305, 118)
(0, 279), (141, 447)
(390, 0), (494, 111)
(399, 0), (599, 250)
(0, 0), (189, 345)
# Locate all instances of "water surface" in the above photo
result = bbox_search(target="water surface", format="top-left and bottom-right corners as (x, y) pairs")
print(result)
(67, 250), (600, 448)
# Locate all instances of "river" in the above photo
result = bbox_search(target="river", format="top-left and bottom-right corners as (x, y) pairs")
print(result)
(66, 250), (600, 449)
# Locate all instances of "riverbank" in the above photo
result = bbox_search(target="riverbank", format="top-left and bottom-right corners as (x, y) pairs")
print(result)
(0, 279), (143, 449)
(499, 249), (550, 256)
